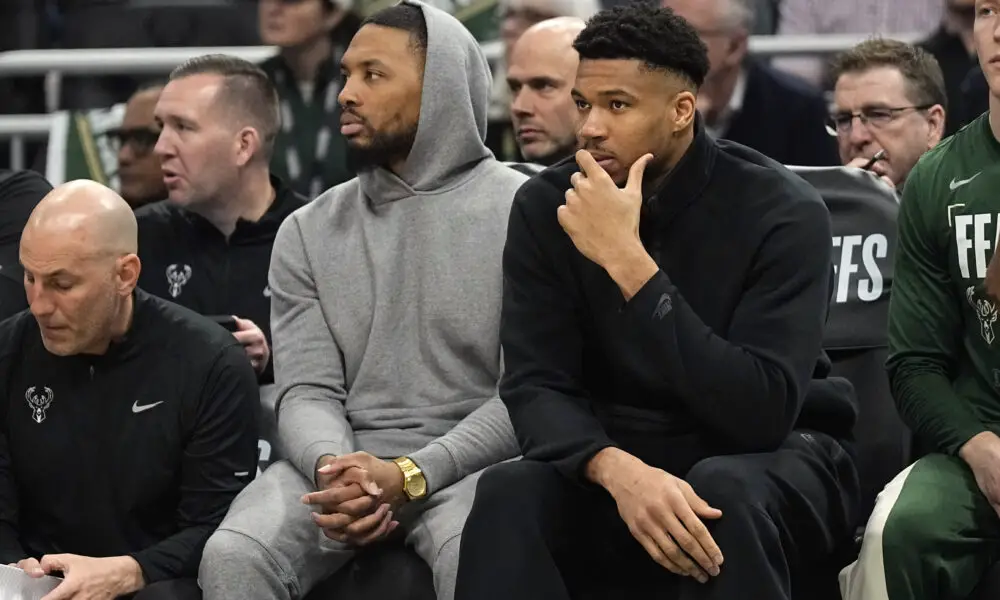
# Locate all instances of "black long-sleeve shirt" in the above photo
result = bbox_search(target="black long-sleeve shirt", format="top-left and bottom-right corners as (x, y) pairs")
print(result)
(500, 121), (840, 481)
(134, 174), (307, 384)
(0, 290), (259, 582)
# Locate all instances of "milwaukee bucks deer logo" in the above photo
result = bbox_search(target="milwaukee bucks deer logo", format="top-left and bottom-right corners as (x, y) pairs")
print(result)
(25, 386), (53, 424)
(166, 264), (192, 298)
(967, 286), (998, 345)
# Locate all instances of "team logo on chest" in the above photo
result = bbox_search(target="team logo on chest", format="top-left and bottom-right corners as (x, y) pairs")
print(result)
(165, 264), (192, 298)
(967, 286), (998, 345)
(25, 386), (53, 423)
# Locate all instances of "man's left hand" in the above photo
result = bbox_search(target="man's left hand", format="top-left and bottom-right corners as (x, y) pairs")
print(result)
(558, 150), (652, 271)
(38, 554), (144, 600)
(302, 452), (407, 546)
(232, 316), (270, 374)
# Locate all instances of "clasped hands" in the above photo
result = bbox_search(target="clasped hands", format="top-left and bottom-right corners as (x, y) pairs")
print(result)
(302, 452), (406, 546)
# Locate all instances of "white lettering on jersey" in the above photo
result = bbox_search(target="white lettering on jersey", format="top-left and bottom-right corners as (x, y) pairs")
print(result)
(955, 213), (974, 279)
(954, 212), (1000, 280)
(831, 234), (888, 304)
(975, 213), (993, 279)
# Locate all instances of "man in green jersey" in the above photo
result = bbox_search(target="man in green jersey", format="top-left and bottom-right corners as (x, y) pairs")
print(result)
(840, 2), (1000, 599)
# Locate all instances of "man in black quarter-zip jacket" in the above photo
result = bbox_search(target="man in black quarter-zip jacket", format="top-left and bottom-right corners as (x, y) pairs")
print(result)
(137, 54), (308, 384)
(456, 5), (860, 600)
(0, 180), (258, 600)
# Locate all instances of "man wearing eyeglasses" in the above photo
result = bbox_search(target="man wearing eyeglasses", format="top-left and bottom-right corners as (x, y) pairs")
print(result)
(840, 5), (1000, 598)
(829, 39), (947, 189)
(111, 82), (167, 210)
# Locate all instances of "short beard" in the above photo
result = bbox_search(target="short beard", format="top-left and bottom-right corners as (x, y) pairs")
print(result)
(346, 124), (419, 173)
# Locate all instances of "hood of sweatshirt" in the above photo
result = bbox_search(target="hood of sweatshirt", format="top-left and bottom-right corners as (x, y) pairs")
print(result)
(358, 0), (493, 205)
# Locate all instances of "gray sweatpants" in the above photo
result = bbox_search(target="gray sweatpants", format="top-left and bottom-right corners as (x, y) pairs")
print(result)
(198, 460), (481, 600)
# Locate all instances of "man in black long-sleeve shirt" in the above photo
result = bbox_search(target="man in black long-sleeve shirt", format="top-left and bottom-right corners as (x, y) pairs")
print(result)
(139, 54), (309, 384)
(455, 5), (860, 600)
(0, 180), (258, 599)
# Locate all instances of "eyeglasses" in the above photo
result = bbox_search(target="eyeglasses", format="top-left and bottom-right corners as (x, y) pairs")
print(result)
(826, 105), (934, 136)
(107, 127), (161, 154)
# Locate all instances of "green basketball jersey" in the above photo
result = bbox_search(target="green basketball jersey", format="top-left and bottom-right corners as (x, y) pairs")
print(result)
(888, 112), (1000, 454)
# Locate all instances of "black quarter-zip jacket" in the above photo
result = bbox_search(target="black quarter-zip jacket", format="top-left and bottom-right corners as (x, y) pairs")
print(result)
(134, 175), (307, 383)
(0, 290), (259, 582)
(501, 119), (854, 482)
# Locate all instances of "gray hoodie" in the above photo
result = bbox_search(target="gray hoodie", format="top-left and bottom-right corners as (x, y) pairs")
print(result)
(268, 0), (526, 495)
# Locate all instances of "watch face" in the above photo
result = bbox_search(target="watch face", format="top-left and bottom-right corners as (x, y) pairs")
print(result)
(406, 476), (427, 498)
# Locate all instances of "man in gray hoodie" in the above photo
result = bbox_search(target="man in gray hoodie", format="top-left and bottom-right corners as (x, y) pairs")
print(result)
(197, 2), (524, 600)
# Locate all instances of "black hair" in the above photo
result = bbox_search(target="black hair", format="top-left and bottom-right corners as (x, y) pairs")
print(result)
(362, 2), (428, 54)
(573, 3), (710, 89)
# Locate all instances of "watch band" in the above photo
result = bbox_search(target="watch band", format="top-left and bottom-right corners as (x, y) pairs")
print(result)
(394, 456), (427, 500)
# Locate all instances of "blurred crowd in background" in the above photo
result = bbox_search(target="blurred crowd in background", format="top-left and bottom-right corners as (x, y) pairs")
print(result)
(0, 0), (983, 198)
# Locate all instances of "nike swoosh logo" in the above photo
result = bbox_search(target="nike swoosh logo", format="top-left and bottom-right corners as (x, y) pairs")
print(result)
(950, 172), (981, 190)
(132, 400), (164, 414)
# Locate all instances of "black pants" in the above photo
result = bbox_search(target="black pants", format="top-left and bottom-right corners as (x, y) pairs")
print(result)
(126, 579), (201, 600)
(455, 432), (859, 600)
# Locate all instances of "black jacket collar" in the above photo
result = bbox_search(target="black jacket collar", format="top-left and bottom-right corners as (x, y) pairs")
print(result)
(644, 113), (717, 225)
(183, 174), (307, 243)
(51, 288), (153, 366)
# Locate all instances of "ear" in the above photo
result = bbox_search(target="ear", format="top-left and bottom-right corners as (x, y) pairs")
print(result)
(925, 104), (946, 149)
(117, 254), (141, 296)
(672, 90), (697, 133)
(235, 127), (262, 167)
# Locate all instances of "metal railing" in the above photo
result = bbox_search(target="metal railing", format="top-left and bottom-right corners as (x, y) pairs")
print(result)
(0, 31), (926, 170)
(0, 33), (924, 76)
(0, 46), (280, 76)
(0, 114), (53, 171)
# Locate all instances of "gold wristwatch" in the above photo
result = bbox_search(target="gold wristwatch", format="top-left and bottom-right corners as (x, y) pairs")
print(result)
(393, 456), (427, 501)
